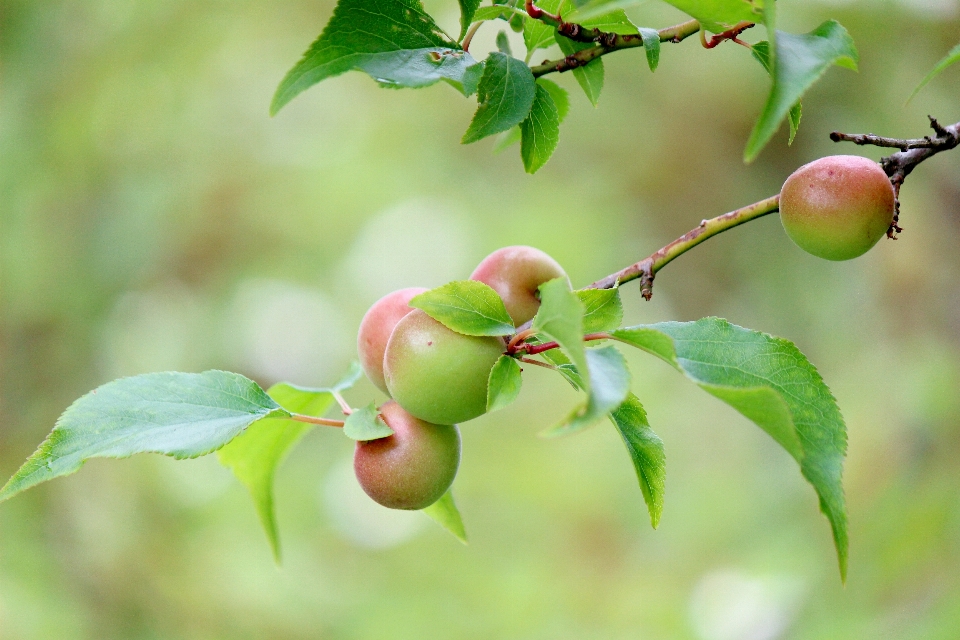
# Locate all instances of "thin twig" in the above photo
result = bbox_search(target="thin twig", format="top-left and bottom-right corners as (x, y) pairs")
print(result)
(461, 20), (483, 52)
(832, 116), (960, 236)
(290, 413), (345, 427)
(529, 19), (702, 77)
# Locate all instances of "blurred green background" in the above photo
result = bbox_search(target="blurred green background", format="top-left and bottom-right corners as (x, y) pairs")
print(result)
(2, 0), (959, 638)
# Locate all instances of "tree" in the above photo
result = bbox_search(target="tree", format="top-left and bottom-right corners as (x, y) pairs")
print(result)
(2, 0), (958, 604)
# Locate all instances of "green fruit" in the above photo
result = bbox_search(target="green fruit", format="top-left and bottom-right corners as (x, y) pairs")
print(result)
(383, 309), (503, 425)
(357, 287), (427, 393)
(470, 246), (568, 326)
(779, 155), (895, 261)
(353, 401), (460, 510)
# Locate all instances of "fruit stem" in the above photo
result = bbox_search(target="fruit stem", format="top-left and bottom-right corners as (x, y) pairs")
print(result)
(516, 332), (612, 356)
(587, 194), (781, 299)
(518, 356), (558, 370)
(506, 328), (538, 353)
(332, 391), (353, 416)
(290, 413), (345, 427)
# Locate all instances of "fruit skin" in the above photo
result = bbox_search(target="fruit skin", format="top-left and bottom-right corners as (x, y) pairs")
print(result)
(779, 155), (895, 261)
(353, 401), (460, 510)
(357, 287), (428, 393)
(384, 309), (504, 425)
(470, 246), (567, 326)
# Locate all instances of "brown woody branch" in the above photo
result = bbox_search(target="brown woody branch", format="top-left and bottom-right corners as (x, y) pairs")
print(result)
(831, 116), (960, 237)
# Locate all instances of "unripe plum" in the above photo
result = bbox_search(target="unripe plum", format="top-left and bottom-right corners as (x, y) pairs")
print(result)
(779, 155), (895, 261)
(470, 246), (567, 326)
(353, 401), (460, 510)
(357, 287), (427, 393)
(383, 309), (503, 425)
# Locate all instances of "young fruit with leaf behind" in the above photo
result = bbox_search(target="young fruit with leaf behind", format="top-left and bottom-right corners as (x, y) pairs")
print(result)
(470, 246), (568, 326)
(354, 401), (461, 510)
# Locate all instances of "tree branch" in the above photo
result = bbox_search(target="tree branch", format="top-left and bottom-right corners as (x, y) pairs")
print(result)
(588, 195), (781, 298)
(529, 19), (702, 78)
(831, 116), (960, 236)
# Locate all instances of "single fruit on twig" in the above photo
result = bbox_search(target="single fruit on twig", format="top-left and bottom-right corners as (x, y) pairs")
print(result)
(384, 309), (503, 425)
(470, 246), (568, 326)
(353, 401), (460, 510)
(357, 287), (427, 393)
(779, 155), (895, 261)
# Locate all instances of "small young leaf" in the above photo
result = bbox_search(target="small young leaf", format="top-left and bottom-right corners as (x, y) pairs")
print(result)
(537, 78), (570, 122)
(458, 0), (482, 41)
(218, 363), (363, 561)
(462, 52), (537, 144)
(496, 30), (513, 56)
(557, 36), (605, 106)
(745, 20), (858, 162)
(0, 371), (288, 504)
(523, 0), (562, 54)
(639, 28), (661, 71)
(472, 5), (527, 22)
(271, 0), (475, 113)
(410, 280), (515, 336)
(751, 41), (801, 145)
(908, 42), (960, 102)
(610, 393), (665, 528)
(487, 355), (524, 412)
(611, 318), (848, 579)
(533, 277), (589, 391)
(577, 5), (638, 35)
(576, 287), (623, 333)
(660, 0), (763, 34)
(422, 490), (468, 543)
(564, 0), (647, 22)
(343, 402), (394, 441)
(521, 83), (561, 174)
(493, 126), (523, 152)
(542, 345), (631, 437)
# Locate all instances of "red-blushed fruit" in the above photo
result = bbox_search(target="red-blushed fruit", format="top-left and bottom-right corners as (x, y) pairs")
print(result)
(357, 287), (428, 393)
(353, 401), (460, 510)
(383, 309), (503, 425)
(780, 155), (896, 261)
(470, 246), (567, 326)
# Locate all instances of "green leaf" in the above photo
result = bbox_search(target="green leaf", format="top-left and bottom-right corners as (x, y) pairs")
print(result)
(744, 20), (858, 162)
(422, 490), (468, 543)
(493, 126), (523, 152)
(537, 78), (570, 122)
(639, 28), (661, 71)
(473, 5), (527, 22)
(496, 30), (513, 56)
(541, 349), (585, 391)
(487, 355), (524, 412)
(611, 318), (848, 579)
(565, 0), (646, 22)
(0, 371), (287, 505)
(532, 277), (589, 391)
(577, 5), (638, 35)
(543, 345), (631, 437)
(751, 41), (801, 145)
(410, 280), (516, 336)
(462, 52), (537, 144)
(271, 0), (475, 114)
(218, 363), (362, 561)
(610, 393), (665, 528)
(660, 0), (763, 33)
(908, 42), (960, 102)
(458, 0), (482, 40)
(521, 83), (561, 174)
(557, 36), (604, 106)
(343, 402), (394, 441)
(576, 287), (623, 333)
(524, 0), (563, 54)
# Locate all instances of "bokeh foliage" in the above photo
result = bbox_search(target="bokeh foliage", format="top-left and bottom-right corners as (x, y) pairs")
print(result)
(1, 0), (959, 638)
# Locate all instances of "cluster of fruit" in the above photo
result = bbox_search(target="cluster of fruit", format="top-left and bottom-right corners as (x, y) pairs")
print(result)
(350, 154), (896, 512)
(353, 246), (567, 510)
